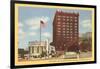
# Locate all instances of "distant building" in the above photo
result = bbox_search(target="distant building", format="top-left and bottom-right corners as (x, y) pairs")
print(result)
(81, 32), (92, 38)
(18, 49), (24, 59)
(51, 10), (79, 53)
(18, 48), (29, 60)
(79, 32), (92, 51)
(85, 32), (92, 39)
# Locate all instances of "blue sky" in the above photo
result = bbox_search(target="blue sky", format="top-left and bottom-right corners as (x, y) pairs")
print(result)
(18, 6), (92, 48)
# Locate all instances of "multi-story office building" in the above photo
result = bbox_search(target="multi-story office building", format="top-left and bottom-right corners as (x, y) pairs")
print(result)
(52, 10), (79, 53)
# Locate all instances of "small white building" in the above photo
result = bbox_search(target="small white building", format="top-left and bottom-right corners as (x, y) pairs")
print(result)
(29, 41), (47, 59)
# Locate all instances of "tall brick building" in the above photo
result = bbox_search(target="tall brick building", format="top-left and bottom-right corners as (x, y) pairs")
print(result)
(51, 10), (79, 53)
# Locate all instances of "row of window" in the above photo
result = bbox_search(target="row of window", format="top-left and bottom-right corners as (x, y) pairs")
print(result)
(57, 28), (78, 32)
(56, 37), (78, 40)
(57, 32), (78, 36)
(57, 24), (78, 27)
(57, 23), (78, 26)
(57, 33), (78, 36)
(57, 28), (78, 31)
(57, 15), (78, 19)
(64, 37), (78, 39)
(57, 22), (78, 25)
(30, 47), (44, 53)
(55, 46), (64, 50)
(57, 30), (78, 33)
(57, 18), (78, 22)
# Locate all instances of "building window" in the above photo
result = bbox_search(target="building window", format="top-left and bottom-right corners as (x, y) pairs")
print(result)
(66, 22), (69, 24)
(57, 25), (60, 27)
(63, 16), (66, 18)
(63, 34), (66, 36)
(63, 18), (65, 21)
(67, 31), (69, 33)
(62, 28), (65, 30)
(67, 25), (69, 27)
(58, 31), (61, 33)
(70, 19), (73, 21)
(58, 28), (61, 30)
(62, 25), (66, 27)
(70, 28), (72, 31)
(75, 31), (77, 33)
(70, 26), (72, 28)
(67, 19), (69, 21)
(74, 25), (77, 27)
(57, 33), (60, 35)
(37, 46), (39, 53)
(70, 16), (73, 19)
(63, 31), (65, 33)
(67, 16), (69, 18)
(70, 23), (72, 25)
(75, 17), (77, 19)
(75, 28), (77, 31)
(70, 31), (72, 33)
(58, 22), (61, 24)
(70, 37), (72, 38)
(57, 18), (61, 21)
(63, 22), (66, 24)
(32, 47), (34, 53)
(57, 15), (61, 18)
(75, 34), (77, 36)
(75, 23), (77, 25)
(67, 28), (69, 30)
(74, 37), (77, 39)
(75, 19), (77, 22)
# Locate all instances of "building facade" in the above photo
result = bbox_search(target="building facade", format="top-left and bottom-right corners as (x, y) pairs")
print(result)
(52, 10), (79, 53)
(29, 41), (47, 59)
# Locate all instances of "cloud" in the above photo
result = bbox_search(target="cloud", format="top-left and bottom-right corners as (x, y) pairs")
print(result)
(82, 20), (91, 28)
(18, 17), (50, 39)
(25, 16), (49, 30)
(19, 28), (24, 34)
(80, 19), (92, 31)
(18, 29), (26, 39)
(18, 22), (26, 39)
(19, 22), (23, 28)
(29, 32), (37, 36)
(42, 32), (51, 38)
(29, 25), (39, 30)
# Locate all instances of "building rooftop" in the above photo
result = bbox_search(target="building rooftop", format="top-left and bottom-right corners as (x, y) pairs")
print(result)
(56, 10), (79, 16)
(28, 40), (47, 46)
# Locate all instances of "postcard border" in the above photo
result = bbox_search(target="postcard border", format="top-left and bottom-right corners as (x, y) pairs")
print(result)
(10, 0), (96, 69)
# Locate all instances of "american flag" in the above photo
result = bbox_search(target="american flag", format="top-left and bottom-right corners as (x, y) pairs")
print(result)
(40, 20), (47, 28)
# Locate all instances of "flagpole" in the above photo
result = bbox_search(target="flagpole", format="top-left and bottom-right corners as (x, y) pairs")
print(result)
(40, 21), (41, 46)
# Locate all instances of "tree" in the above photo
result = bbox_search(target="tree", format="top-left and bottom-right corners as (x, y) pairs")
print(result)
(80, 37), (92, 52)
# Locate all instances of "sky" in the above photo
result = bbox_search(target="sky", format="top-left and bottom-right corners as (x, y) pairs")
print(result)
(18, 6), (92, 49)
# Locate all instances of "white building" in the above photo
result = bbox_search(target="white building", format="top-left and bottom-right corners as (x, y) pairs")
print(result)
(29, 40), (47, 59)
(29, 39), (56, 60)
